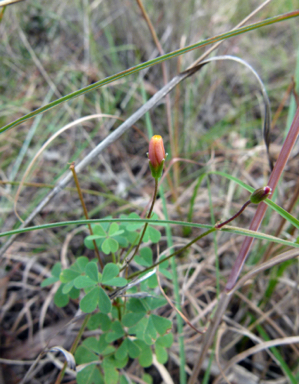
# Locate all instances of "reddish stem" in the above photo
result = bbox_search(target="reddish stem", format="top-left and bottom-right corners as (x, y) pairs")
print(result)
(215, 200), (251, 229)
(226, 106), (299, 291)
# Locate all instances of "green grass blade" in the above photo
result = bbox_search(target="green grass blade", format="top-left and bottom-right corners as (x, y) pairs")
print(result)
(0, 219), (298, 250)
(1, 11), (299, 134)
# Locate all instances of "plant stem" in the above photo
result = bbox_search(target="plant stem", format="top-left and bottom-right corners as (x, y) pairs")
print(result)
(188, 106), (299, 384)
(225, 106), (299, 292)
(70, 163), (104, 270)
(128, 227), (216, 279)
(122, 178), (158, 271)
(54, 314), (91, 384)
(215, 200), (251, 229)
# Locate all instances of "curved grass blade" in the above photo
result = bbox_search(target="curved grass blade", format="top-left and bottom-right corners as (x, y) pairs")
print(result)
(199, 56), (272, 170)
(1, 11), (299, 134)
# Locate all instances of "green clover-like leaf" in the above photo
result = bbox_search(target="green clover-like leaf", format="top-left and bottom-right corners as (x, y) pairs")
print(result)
(98, 286), (112, 314)
(62, 280), (74, 294)
(108, 223), (119, 236)
(151, 314), (172, 335)
(134, 247), (153, 267)
(75, 256), (90, 272)
(41, 276), (59, 287)
(105, 321), (125, 343)
(80, 287), (99, 313)
(85, 262), (99, 282)
(156, 333), (173, 348)
(102, 263), (119, 284)
(121, 311), (145, 327)
(92, 224), (107, 236)
(87, 313), (111, 331)
(102, 238), (119, 254)
(60, 268), (81, 283)
(155, 343), (168, 364)
(74, 275), (97, 289)
(54, 284), (69, 307)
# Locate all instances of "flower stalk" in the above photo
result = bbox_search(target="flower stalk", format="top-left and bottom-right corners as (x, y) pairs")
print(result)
(123, 135), (165, 271)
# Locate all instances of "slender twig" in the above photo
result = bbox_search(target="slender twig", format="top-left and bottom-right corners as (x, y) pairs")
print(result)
(54, 314), (91, 384)
(69, 163), (103, 270)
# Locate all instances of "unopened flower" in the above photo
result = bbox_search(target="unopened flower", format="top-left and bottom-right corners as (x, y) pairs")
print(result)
(250, 186), (272, 204)
(148, 135), (166, 179)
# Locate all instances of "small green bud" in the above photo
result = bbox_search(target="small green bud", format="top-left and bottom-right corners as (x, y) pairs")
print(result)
(250, 186), (272, 204)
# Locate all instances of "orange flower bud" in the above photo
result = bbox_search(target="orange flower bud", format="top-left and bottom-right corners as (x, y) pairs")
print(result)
(148, 135), (165, 169)
(148, 135), (166, 179)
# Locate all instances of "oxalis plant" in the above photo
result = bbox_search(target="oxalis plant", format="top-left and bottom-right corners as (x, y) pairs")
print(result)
(41, 135), (172, 384)
(37, 132), (292, 384)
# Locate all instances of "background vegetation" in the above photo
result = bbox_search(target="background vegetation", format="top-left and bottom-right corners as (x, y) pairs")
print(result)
(1, 0), (299, 383)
